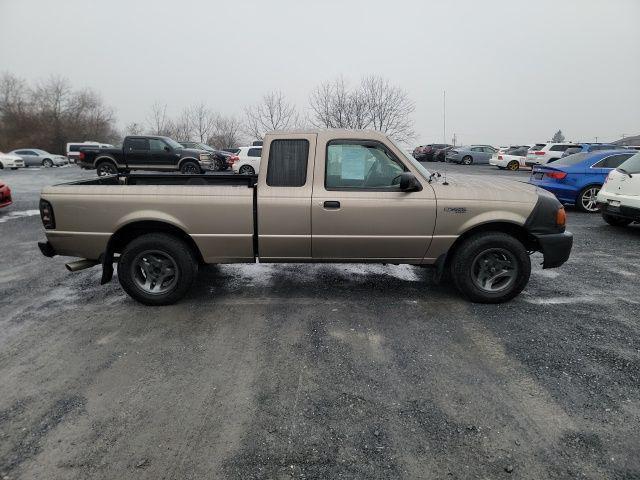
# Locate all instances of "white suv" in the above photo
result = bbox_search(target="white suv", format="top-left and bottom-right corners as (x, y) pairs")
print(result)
(231, 146), (262, 175)
(525, 143), (578, 167)
(597, 152), (640, 227)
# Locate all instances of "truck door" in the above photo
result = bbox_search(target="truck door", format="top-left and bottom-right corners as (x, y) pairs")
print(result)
(311, 137), (437, 262)
(149, 138), (178, 168)
(256, 133), (317, 260)
(123, 138), (150, 169)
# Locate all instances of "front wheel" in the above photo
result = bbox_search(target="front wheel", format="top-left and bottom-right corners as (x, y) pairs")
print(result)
(180, 160), (201, 175)
(450, 232), (531, 303)
(461, 156), (473, 165)
(118, 233), (199, 306)
(602, 212), (632, 227)
(576, 186), (601, 213)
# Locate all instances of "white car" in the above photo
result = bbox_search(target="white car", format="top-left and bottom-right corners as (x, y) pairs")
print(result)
(0, 152), (25, 170)
(597, 152), (640, 227)
(524, 143), (578, 167)
(231, 146), (262, 175)
(489, 145), (530, 171)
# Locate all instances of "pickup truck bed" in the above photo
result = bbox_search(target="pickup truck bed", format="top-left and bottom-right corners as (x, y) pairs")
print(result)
(39, 129), (573, 306)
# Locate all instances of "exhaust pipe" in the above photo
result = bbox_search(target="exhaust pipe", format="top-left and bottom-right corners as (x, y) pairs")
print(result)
(65, 259), (99, 272)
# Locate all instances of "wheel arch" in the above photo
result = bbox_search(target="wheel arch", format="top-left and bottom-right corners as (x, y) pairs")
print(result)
(100, 219), (204, 284)
(178, 156), (199, 168)
(434, 221), (534, 281)
(93, 155), (118, 168)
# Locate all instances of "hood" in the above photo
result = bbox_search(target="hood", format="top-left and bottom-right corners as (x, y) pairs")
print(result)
(0, 153), (22, 160)
(429, 174), (539, 203)
(180, 148), (210, 157)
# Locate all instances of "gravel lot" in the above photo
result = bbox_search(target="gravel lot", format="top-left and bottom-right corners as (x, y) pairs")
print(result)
(1, 164), (639, 479)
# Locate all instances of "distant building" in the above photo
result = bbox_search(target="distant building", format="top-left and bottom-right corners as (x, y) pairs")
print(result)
(611, 134), (640, 146)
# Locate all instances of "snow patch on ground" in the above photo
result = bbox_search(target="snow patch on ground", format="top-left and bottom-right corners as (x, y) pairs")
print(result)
(0, 209), (40, 223)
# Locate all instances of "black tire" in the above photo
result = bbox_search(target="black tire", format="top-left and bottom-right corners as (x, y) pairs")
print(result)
(507, 161), (520, 171)
(576, 185), (601, 213)
(117, 233), (198, 306)
(0, 162), (3, 169)
(602, 212), (632, 227)
(42, 158), (54, 168)
(497, 166), (505, 170)
(461, 155), (473, 165)
(96, 160), (118, 177)
(180, 160), (201, 175)
(239, 165), (255, 175)
(449, 232), (531, 303)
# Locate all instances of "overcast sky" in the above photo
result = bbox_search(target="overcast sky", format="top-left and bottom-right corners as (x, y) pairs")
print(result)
(1, 0), (638, 146)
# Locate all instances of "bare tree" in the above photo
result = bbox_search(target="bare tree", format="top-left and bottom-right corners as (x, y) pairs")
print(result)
(208, 115), (244, 149)
(187, 103), (216, 143)
(0, 72), (118, 152)
(147, 102), (173, 136)
(244, 91), (300, 141)
(308, 75), (415, 142)
(124, 122), (144, 136)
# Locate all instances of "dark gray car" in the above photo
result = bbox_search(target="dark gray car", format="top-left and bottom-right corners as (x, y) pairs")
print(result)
(446, 145), (497, 165)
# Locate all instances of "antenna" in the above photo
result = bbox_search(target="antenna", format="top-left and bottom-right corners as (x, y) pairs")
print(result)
(442, 90), (449, 185)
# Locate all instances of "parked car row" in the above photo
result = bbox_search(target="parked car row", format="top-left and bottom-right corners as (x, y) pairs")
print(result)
(1, 149), (69, 168)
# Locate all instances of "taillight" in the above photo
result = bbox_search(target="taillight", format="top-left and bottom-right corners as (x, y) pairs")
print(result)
(545, 171), (567, 180)
(534, 151), (545, 155)
(229, 155), (239, 163)
(79, 151), (85, 160)
(498, 155), (503, 160)
(39, 199), (56, 229)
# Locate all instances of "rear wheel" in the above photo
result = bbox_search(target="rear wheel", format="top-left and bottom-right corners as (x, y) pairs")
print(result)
(461, 155), (473, 165)
(180, 160), (201, 175)
(117, 233), (198, 306)
(239, 165), (255, 175)
(96, 160), (118, 176)
(450, 232), (531, 303)
(576, 185), (601, 213)
(602, 212), (632, 227)
(507, 160), (520, 171)
(42, 158), (54, 168)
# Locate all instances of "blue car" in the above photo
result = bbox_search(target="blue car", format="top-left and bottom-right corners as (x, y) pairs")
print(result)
(560, 143), (619, 158)
(528, 150), (635, 213)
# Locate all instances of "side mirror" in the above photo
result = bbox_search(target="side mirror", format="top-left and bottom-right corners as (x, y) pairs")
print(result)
(399, 172), (422, 192)
(163, 146), (171, 152)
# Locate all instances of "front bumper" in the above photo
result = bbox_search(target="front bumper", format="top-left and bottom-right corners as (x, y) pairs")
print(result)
(199, 160), (215, 171)
(534, 231), (573, 268)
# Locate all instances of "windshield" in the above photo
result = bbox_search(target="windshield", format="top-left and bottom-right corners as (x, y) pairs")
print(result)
(618, 152), (640, 174)
(389, 138), (431, 180)
(162, 137), (183, 149)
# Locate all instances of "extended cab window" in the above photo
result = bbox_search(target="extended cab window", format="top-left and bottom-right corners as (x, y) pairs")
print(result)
(325, 140), (405, 190)
(126, 138), (149, 151)
(266, 139), (309, 187)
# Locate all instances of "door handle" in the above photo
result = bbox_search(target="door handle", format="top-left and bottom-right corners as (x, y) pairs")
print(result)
(323, 201), (340, 209)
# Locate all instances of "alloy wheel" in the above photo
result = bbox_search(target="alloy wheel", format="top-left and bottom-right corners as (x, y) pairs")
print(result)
(131, 250), (179, 295)
(580, 187), (600, 212)
(97, 163), (116, 176)
(470, 248), (518, 293)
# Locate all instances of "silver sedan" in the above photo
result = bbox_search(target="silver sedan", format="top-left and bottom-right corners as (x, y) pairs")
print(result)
(8, 149), (69, 167)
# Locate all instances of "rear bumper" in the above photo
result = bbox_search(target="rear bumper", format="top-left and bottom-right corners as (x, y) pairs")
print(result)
(600, 202), (640, 222)
(534, 231), (573, 268)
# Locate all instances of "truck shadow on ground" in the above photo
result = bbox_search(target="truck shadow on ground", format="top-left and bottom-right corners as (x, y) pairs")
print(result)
(185, 263), (460, 305)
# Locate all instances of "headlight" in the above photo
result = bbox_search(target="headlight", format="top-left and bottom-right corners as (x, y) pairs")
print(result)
(199, 153), (211, 161)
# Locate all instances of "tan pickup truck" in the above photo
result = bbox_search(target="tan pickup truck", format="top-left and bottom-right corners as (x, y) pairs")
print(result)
(38, 129), (572, 305)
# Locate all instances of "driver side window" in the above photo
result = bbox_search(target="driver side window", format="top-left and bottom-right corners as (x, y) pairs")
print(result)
(325, 141), (405, 189)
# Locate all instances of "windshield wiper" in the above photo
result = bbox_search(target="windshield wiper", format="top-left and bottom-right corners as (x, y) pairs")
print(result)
(617, 167), (633, 178)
